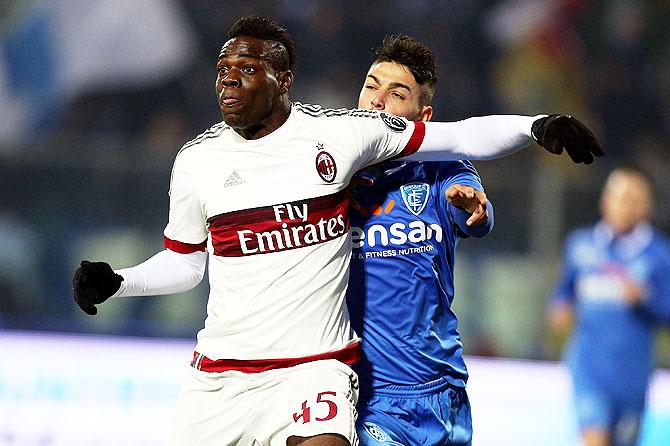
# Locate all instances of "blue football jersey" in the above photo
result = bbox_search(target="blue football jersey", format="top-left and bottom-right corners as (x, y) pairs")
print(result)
(346, 161), (492, 392)
(551, 222), (670, 398)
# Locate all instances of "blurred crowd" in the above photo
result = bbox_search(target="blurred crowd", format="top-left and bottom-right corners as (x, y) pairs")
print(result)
(0, 0), (668, 363)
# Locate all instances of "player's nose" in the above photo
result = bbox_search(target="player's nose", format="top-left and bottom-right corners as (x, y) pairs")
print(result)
(220, 71), (241, 88)
(370, 95), (385, 110)
(222, 77), (240, 88)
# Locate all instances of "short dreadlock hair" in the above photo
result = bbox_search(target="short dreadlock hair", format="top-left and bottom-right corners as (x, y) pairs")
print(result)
(373, 35), (437, 106)
(227, 16), (297, 73)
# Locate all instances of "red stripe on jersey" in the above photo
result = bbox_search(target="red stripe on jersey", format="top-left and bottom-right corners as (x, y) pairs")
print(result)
(207, 189), (350, 257)
(163, 236), (207, 254)
(192, 342), (361, 373)
(393, 120), (426, 160)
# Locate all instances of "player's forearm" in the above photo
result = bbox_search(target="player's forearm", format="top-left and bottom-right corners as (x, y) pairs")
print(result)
(403, 115), (539, 161)
(113, 249), (207, 297)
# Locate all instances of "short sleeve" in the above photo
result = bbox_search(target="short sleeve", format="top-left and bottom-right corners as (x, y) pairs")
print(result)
(163, 154), (207, 253)
(348, 110), (426, 170)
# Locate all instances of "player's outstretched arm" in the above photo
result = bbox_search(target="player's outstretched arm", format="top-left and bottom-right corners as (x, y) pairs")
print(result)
(72, 249), (207, 315)
(401, 114), (604, 164)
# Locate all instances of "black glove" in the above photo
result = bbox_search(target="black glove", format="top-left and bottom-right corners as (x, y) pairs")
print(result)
(531, 114), (604, 164)
(72, 260), (123, 315)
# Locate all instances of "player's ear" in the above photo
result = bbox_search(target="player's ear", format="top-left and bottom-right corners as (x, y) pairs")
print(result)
(419, 105), (433, 122)
(278, 70), (293, 94)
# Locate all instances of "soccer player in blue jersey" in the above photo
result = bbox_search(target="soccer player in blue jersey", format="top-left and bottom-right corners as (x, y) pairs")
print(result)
(549, 168), (670, 446)
(347, 35), (492, 446)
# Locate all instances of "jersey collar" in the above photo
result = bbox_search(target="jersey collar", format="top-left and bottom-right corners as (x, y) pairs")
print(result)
(595, 221), (653, 259)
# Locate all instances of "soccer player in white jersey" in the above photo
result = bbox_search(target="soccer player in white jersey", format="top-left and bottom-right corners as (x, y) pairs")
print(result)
(72, 16), (603, 446)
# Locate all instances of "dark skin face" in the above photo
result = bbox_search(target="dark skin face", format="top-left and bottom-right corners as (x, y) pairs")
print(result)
(216, 36), (293, 140)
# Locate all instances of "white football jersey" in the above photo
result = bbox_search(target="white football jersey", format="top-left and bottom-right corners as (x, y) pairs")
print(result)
(163, 103), (424, 360)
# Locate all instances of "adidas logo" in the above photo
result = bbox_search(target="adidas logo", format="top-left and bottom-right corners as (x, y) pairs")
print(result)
(224, 170), (246, 187)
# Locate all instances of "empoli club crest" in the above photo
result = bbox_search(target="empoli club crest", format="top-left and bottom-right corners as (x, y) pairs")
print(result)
(400, 182), (429, 216)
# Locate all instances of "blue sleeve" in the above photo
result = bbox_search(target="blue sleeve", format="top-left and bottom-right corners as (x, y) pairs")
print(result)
(639, 239), (670, 325)
(439, 161), (494, 239)
(550, 233), (578, 307)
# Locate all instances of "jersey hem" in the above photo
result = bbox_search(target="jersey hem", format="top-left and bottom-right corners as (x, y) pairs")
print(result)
(191, 342), (362, 373)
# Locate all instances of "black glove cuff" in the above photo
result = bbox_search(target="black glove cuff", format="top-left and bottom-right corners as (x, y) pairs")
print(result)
(531, 114), (561, 146)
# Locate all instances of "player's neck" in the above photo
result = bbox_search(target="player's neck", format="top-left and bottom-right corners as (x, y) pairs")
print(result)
(235, 99), (292, 140)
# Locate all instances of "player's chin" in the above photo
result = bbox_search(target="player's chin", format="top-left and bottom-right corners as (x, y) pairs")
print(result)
(221, 110), (248, 127)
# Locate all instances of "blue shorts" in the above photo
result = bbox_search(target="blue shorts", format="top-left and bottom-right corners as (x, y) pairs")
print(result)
(357, 377), (471, 446)
(573, 384), (645, 446)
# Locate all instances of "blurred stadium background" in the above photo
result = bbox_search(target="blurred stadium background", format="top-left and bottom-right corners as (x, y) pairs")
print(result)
(0, 0), (669, 444)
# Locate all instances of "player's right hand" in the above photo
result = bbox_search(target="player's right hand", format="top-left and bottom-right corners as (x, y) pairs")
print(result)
(72, 260), (123, 315)
(446, 184), (488, 226)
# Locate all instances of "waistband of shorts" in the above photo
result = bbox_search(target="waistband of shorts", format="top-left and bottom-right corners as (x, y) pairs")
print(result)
(191, 342), (361, 373)
(371, 375), (463, 397)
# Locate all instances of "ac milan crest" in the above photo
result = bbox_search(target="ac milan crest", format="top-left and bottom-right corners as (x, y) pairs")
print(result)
(315, 151), (337, 183)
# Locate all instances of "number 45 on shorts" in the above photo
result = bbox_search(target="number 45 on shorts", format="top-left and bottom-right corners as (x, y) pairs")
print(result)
(293, 391), (338, 423)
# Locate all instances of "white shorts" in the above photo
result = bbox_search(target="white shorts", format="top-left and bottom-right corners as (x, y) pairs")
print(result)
(167, 359), (359, 446)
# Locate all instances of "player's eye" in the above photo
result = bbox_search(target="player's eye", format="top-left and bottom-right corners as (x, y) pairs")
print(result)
(364, 84), (377, 90)
(242, 66), (256, 74)
(391, 92), (405, 100)
(217, 66), (228, 74)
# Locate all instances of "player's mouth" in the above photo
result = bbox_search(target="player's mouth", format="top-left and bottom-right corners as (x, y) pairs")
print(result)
(222, 98), (240, 107)
(219, 90), (242, 108)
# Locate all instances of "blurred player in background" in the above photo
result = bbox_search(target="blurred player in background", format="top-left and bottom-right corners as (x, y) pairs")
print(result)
(549, 168), (670, 446)
(347, 35), (491, 446)
(71, 15), (603, 446)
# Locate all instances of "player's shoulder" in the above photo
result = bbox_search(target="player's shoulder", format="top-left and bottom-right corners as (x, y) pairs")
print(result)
(293, 102), (378, 120)
(292, 102), (392, 128)
(650, 227), (670, 253)
(424, 160), (482, 187)
(292, 102), (414, 136)
(566, 225), (597, 246)
(431, 160), (479, 175)
(176, 121), (231, 157)
(570, 225), (594, 238)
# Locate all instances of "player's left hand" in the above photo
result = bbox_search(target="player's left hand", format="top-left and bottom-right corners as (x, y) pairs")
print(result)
(531, 114), (604, 164)
(72, 260), (123, 315)
(446, 184), (488, 226)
